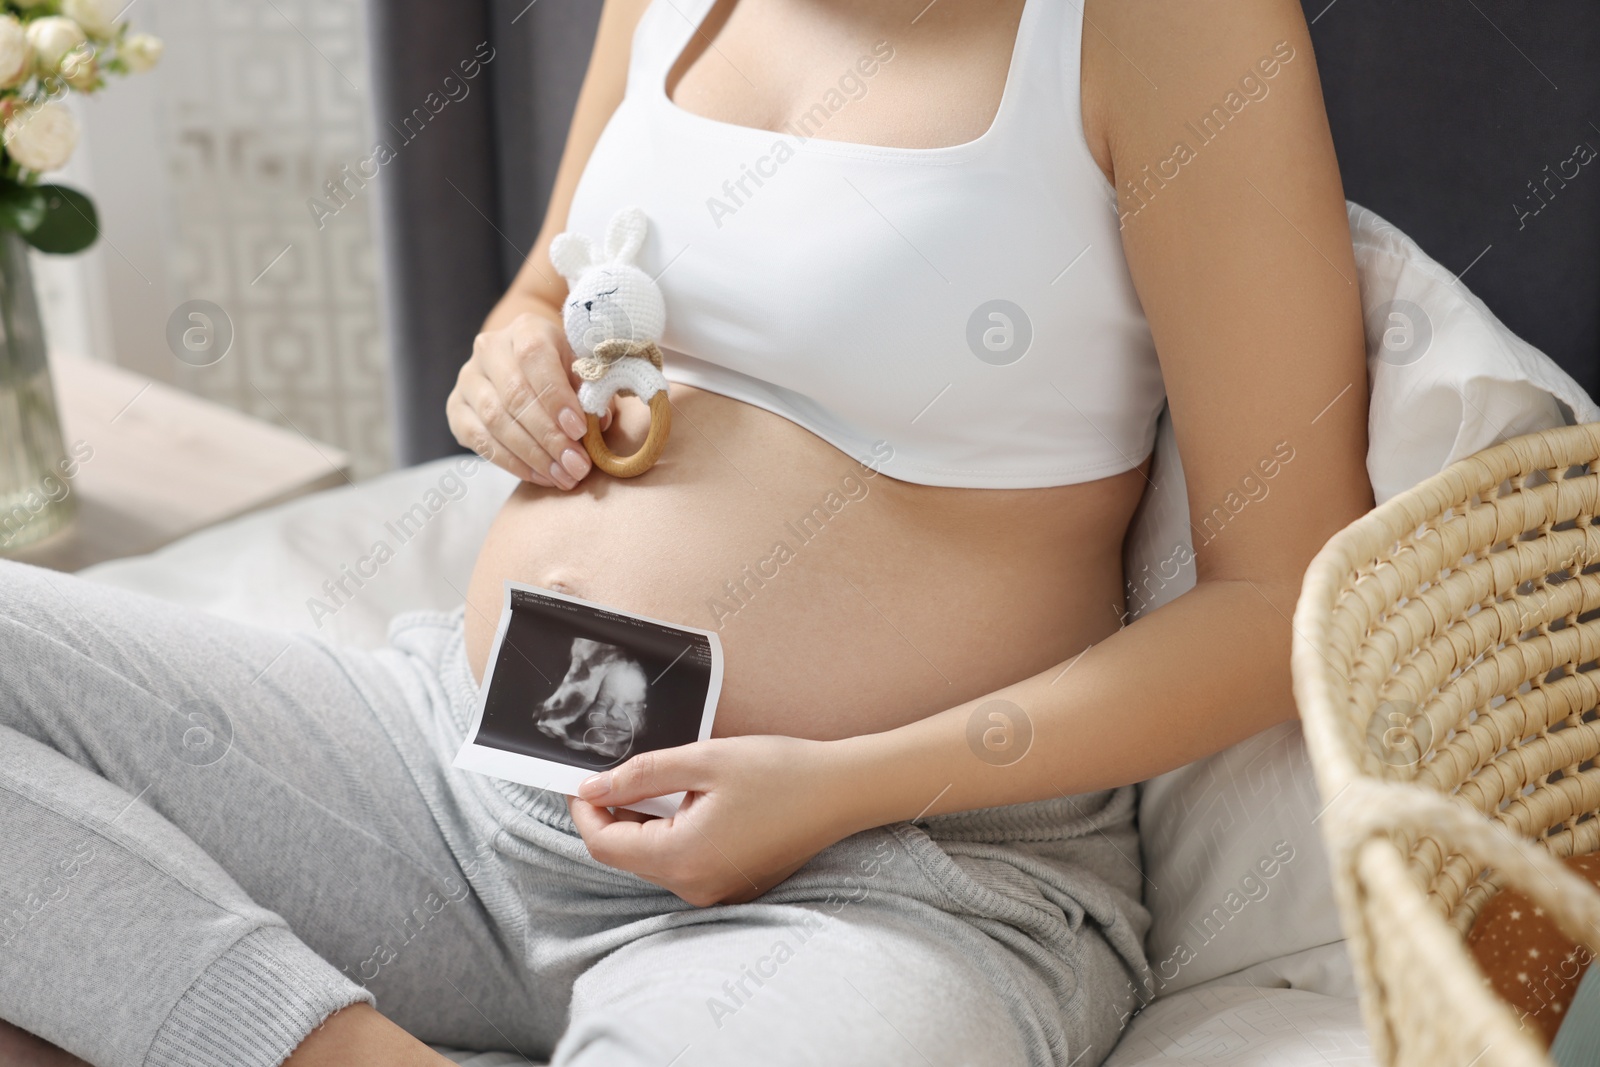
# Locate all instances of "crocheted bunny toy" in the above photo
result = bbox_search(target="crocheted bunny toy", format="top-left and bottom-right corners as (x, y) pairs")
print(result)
(550, 206), (672, 477)
(550, 206), (668, 418)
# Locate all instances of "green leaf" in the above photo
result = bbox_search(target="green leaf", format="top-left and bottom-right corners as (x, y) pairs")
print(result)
(0, 180), (47, 235)
(23, 184), (98, 254)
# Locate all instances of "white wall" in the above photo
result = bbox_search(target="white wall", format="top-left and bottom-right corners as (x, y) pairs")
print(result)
(34, 0), (392, 477)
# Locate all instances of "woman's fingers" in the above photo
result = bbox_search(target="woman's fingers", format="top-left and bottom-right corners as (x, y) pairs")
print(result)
(448, 312), (628, 486)
(481, 319), (594, 486)
(448, 313), (600, 489)
(445, 398), (555, 487)
(463, 371), (577, 489)
(483, 330), (582, 448)
(568, 796), (754, 907)
(471, 336), (585, 489)
(577, 746), (713, 808)
(567, 796), (679, 876)
(450, 358), (556, 484)
(567, 747), (714, 875)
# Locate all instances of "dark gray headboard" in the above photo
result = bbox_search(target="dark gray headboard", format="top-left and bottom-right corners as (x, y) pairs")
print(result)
(365, 0), (1600, 467)
(1306, 0), (1600, 400)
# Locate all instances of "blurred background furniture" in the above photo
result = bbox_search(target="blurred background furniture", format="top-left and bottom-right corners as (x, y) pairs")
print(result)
(1292, 422), (1600, 1067)
(363, 0), (1600, 466)
(4, 356), (348, 571)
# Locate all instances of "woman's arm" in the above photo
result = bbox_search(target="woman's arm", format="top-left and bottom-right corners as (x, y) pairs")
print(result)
(569, 0), (1374, 906)
(446, 0), (649, 487)
(818, 0), (1375, 824)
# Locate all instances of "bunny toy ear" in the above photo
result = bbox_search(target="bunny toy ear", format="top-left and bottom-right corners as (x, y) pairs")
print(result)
(550, 232), (597, 281)
(603, 206), (648, 264)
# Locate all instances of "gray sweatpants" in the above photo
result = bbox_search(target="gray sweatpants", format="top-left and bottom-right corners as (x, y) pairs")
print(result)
(0, 559), (1151, 1067)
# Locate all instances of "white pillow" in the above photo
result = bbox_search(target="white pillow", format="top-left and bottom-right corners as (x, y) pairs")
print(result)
(1128, 202), (1600, 996)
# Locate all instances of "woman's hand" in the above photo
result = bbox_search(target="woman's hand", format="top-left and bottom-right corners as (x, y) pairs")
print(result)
(447, 310), (610, 490)
(567, 735), (860, 907)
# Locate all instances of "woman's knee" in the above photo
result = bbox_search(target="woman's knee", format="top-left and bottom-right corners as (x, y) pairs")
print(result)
(0, 559), (61, 624)
(0, 560), (99, 661)
(0, 566), (143, 750)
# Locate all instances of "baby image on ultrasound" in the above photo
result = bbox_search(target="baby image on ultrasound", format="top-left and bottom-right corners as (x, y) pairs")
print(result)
(537, 638), (650, 761)
(453, 581), (724, 817)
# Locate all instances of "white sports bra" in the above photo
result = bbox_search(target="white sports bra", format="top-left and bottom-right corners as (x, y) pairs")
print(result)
(564, 0), (1166, 489)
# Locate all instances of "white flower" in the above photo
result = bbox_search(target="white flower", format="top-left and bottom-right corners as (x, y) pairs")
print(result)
(60, 45), (96, 90)
(0, 16), (30, 88)
(121, 33), (162, 74)
(61, 0), (120, 39)
(26, 17), (86, 73)
(5, 102), (79, 172)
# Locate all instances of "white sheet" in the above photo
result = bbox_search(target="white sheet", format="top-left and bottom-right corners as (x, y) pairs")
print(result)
(82, 455), (519, 648)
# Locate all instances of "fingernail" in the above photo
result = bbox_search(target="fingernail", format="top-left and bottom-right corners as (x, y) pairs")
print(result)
(559, 408), (587, 440)
(578, 772), (610, 800)
(549, 461), (574, 489)
(560, 448), (590, 479)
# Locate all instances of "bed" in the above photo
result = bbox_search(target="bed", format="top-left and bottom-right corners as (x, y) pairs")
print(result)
(82, 191), (1599, 1063)
(68, 1), (1599, 1062)
(79, 453), (1371, 1067)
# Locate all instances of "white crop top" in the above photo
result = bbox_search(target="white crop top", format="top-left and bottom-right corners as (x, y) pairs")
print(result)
(564, 0), (1166, 489)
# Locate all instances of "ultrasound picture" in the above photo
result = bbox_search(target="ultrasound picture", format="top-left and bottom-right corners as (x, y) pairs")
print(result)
(463, 583), (721, 776)
(536, 637), (651, 760)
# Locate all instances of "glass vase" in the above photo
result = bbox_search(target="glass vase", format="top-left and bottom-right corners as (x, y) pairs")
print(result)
(0, 231), (75, 553)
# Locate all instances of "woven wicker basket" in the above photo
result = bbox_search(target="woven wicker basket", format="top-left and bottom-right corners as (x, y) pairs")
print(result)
(1292, 422), (1600, 1067)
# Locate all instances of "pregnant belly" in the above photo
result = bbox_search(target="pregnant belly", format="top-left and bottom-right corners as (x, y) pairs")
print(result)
(464, 384), (1147, 740)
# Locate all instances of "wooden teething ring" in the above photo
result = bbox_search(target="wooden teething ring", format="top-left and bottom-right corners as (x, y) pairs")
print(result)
(583, 392), (672, 478)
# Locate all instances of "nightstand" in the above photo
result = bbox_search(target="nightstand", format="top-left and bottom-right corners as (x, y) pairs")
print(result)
(4, 358), (351, 572)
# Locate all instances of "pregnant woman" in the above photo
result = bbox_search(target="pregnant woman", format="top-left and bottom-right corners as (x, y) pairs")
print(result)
(0, 1), (1371, 1065)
